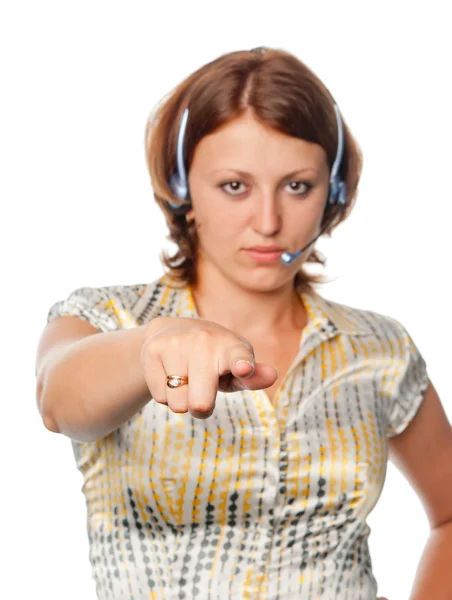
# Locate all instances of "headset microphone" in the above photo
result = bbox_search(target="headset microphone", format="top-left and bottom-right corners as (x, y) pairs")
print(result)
(167, 94), (347, 266)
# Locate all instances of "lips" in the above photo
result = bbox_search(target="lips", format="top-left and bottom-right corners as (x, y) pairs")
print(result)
(244, 248), (284, 263)
(246, 246), (284, 252)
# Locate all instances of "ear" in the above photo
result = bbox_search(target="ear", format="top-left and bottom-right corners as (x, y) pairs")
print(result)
(186, 207), (195, 222)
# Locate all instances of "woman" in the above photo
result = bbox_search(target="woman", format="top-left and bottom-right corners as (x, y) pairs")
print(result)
(35, 47), (452, 599)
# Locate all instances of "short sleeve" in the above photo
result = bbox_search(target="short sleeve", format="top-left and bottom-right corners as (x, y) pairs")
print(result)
(385, 320), (429, 438)
(47, 286), (123, 333)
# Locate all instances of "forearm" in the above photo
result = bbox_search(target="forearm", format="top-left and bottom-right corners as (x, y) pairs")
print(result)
(408, 519), (452, 599)
(39, 323), (153, 443)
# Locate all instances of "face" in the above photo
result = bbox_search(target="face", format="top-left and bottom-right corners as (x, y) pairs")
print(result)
(186, 108), (331, 292)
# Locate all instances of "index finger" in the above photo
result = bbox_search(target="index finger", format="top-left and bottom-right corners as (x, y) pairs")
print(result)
(228, 336), (256, 378)
(186, 347), (218, 419)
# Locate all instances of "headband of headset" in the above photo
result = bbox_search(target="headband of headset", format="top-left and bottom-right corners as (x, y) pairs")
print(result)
(167, 76), (346, 215)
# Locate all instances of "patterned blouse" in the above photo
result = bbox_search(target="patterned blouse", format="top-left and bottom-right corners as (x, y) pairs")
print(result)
(46, 274), (429, 600)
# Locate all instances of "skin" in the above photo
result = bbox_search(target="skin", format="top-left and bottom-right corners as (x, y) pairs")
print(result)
(185, 106), (331, 338)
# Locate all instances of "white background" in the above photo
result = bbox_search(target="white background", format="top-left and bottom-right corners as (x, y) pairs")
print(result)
(1, 1), (451, 599)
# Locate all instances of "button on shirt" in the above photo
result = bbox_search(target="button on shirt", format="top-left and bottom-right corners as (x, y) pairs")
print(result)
(46, 274), (429, 600)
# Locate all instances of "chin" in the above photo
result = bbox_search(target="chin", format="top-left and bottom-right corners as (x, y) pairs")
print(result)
(232, 265), (292, 293)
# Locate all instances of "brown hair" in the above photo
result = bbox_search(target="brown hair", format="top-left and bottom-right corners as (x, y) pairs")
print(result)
(144, 46), (363, 293)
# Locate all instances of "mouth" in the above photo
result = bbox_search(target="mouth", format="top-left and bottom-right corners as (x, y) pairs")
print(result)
(243, 247), (285, 263)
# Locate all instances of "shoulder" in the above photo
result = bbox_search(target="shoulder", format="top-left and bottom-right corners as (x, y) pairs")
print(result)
(319, 294), (429, 437)
(46, 275), (170, 331)
(312, 290), (409, 342)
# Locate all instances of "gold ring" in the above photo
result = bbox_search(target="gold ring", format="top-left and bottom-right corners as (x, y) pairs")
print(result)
(166, 375), (189, 389)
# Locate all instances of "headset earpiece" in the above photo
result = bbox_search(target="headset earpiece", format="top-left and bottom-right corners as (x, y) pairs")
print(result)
(167, 108), (191, 212)
(328, 176), (347, 207)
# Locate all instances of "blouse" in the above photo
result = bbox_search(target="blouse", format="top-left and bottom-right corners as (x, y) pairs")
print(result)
(46, 273), (429, 600)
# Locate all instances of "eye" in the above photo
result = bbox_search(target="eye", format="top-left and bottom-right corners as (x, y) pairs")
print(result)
(286, 181), (313, 196)
(218, 180), (313, 197)
(219, 181), (247, 195)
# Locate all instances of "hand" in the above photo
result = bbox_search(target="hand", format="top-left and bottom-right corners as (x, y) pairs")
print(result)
(141, 316), (278, 419)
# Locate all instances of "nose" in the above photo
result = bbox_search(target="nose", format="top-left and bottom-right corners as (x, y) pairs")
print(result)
(251, 191), (282, 236)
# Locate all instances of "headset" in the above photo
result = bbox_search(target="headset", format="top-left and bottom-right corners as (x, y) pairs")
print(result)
(167, 89), (347, 266)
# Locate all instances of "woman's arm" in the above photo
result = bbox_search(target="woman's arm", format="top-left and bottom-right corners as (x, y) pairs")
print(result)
(36, 318), (154, 443)
(388, 380), (452, 599)
(407, 520), (452, 599)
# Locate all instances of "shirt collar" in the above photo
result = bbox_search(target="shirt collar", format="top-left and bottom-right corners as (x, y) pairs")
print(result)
(159, 274), (372, 338)
(302, 288), (373, 337)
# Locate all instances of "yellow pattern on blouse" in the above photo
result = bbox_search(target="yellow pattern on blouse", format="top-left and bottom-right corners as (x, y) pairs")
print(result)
(46, 274), (429, 600)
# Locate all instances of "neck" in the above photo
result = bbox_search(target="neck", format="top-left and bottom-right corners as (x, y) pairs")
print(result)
(190, 261), (307, 337)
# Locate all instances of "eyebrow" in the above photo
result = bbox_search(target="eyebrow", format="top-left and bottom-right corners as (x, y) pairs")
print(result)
(209, 167), (319, 178)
